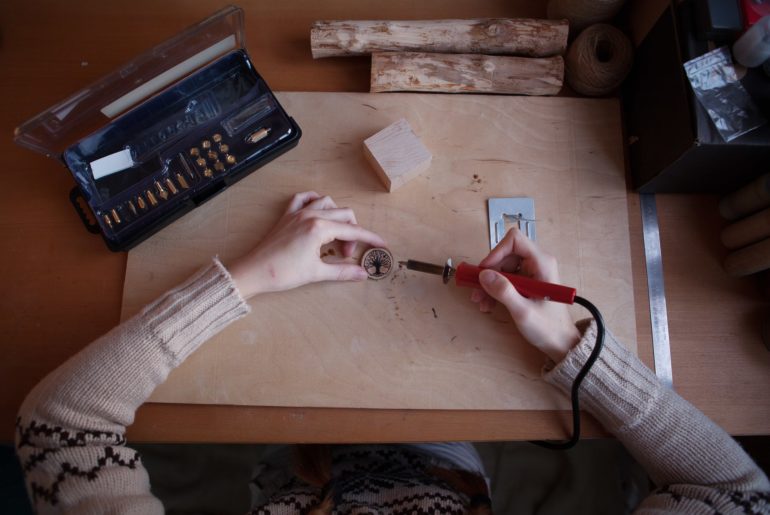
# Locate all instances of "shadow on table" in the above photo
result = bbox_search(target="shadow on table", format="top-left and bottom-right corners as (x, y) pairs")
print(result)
(3, 438), (769, 514)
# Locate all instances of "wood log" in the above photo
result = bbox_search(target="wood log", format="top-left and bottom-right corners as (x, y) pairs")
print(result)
(370, 52), (564, 95)
(311, 19), (569, 59)
(721, 207), (770, 250)
(724, 237), (770, 277)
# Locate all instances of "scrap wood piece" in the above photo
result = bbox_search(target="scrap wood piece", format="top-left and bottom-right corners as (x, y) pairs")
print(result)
(370, 52), (564, 95)
(311, 18), (569, 59)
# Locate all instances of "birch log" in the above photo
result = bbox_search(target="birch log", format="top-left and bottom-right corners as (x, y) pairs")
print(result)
(311, 19), (569, 58)
(370, 52), (564, 95)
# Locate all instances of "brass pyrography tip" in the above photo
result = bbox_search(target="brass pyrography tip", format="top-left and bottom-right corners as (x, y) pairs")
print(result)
(176, 173), (189, 189)
(401, 258), (455, 284)
(165, 177), (178, 195)
(246, 127), (270, 144)
(146, 190), (158, 206)
(402, 259), (444, 275)
(154, 180), (168, 200)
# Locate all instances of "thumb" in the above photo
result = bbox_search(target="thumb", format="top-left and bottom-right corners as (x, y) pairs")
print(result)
(478, 269), (528, 317)
(322, 263), (369, 283)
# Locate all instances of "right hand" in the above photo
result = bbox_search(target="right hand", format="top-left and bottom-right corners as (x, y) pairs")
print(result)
(471, 228), (580, 362)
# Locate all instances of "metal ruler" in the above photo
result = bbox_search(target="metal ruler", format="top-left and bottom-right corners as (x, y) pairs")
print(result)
(640, 194), (673, 387)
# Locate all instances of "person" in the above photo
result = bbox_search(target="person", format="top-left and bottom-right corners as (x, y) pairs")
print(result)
(15, 192), (770, 514)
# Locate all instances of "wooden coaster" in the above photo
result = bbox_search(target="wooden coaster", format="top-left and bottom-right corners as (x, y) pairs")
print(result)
(361, 247), (394, 280)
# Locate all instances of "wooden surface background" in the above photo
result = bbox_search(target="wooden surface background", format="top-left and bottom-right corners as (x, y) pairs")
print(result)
(121, 92), (635, 410)
(1, 0), (768, 442)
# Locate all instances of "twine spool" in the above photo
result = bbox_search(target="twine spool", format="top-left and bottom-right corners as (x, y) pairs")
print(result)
(565, 24), (633, 96)
(547, 0), (626, 34)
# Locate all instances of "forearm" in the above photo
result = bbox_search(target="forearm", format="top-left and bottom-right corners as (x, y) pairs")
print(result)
(16, 258), (250, 512)
(544, 320), (770, 492)
(18, 258), (249, 432)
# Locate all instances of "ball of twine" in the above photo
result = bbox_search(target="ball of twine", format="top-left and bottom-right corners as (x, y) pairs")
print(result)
(547, 0), (627, 34)
(565, 24), (633, 96)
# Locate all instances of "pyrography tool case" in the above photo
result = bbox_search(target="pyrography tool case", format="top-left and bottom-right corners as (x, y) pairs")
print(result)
(13, 6), (302, 251)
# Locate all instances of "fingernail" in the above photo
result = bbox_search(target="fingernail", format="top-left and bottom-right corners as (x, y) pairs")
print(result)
(355, 269), (368, 281)
(479, 269), (497, 285)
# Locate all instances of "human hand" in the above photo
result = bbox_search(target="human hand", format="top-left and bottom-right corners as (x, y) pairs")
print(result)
(228, 191), (386, 299)
(471, 228), (580, 362)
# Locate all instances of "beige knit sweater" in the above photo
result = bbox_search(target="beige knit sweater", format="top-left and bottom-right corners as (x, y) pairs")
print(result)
(15, 260), (770, 514)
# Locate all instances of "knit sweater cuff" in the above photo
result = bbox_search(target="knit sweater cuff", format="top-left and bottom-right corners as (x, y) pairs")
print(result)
(141, 257), (251, 365)
(543, 319), (664, 431)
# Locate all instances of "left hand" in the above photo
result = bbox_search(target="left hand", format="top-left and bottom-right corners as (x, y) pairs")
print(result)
(228, 191), (387, 299)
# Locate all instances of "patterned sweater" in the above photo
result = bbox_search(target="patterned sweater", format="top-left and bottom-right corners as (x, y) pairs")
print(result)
(15, 259), (770, 514)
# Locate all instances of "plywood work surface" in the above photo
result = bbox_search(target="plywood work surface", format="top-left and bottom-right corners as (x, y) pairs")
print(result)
(121, 92), (636, 410)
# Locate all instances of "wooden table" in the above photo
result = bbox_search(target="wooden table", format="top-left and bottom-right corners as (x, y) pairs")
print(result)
(1, 0), (768, 443)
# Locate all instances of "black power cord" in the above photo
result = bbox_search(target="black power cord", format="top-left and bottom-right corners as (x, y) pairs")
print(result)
(531, 295), (605, 450)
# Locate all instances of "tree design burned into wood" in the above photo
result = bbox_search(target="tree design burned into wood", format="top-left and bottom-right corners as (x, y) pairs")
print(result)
(361, 247), (393, 280)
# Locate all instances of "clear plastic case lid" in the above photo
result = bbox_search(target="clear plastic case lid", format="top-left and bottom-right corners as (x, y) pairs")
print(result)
(13, 5), (245, 159)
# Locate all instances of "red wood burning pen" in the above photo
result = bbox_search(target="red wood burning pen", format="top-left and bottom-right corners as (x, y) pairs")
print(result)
(399, 258), (576, 304)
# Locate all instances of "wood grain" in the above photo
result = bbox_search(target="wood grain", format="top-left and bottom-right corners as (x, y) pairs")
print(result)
(653, 195), (770, 433)
(121, 92), (636, 411)
(370, 52), (564, 95)
(311, 19), (569, 58)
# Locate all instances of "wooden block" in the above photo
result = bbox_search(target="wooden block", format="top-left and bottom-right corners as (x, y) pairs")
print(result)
(363, 118), (432, 192)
